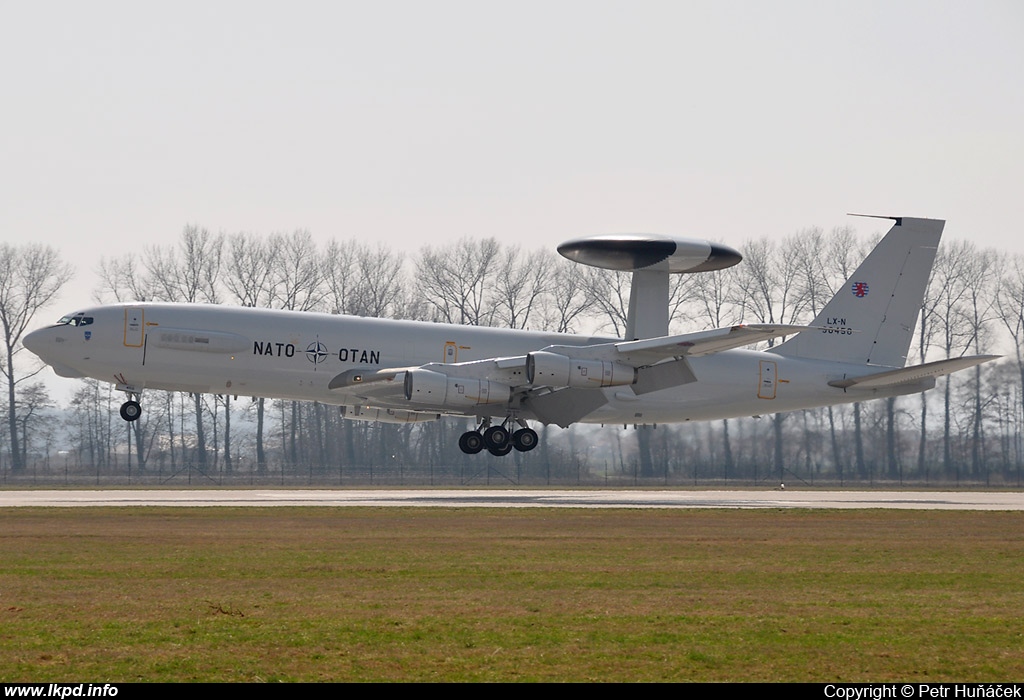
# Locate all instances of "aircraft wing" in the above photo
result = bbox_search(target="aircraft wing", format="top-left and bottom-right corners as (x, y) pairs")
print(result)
(542, 324), (811, 365)
(329, 324), (808, 391)
(827, 355), (1000, 389)
(327, 324), (810, 419)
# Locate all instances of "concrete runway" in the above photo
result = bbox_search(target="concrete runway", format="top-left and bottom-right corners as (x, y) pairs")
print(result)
(1, 489), (1023, 510)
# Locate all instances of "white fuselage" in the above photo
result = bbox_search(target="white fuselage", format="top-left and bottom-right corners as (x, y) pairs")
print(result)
(25, 303), (920, 426)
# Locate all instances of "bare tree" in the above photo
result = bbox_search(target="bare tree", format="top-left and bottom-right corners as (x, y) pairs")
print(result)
(666, 273), (697, 334)
(492, 247), (552, 330)
(93, 253), (154, 303)
(415, 237), (500, 326)
(269, 229), (325, 312)
(581, 267), (631, 337)
(0, 244), (73, 471)
(539, 257), (592, 334)
(912, 238), (948, 480)
(65, 379), (116, 473)
(691, 266), (742, 329)
(733, 236), (809, 330)
(350, 243), (405, 318)
(996, 254), (1024, 471)
(145, 225), (224, 304)
(930, 241), (981, 477)
(13, 381), (53, 469)
(224, 232), (279, 308)
(321, 239), (358, 315)
(959, 246), (1001, 476)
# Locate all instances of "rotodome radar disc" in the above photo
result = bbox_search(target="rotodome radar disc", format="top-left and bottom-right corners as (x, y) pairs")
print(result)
(557, 233), (742, 273)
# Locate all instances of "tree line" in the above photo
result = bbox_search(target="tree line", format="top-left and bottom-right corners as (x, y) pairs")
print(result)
(2, 224), (1022, 486)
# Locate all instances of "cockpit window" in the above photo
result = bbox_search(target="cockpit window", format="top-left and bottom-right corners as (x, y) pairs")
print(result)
(56, 313), (93, 327)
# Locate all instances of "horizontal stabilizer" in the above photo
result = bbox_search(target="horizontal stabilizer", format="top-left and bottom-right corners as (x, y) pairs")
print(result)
(828, 355), (999, 389)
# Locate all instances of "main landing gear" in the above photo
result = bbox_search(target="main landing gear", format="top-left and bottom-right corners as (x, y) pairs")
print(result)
(459, 419), (538, 457)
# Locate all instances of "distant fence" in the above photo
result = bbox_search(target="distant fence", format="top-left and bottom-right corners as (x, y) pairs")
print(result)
(3, 460), (1023, 489)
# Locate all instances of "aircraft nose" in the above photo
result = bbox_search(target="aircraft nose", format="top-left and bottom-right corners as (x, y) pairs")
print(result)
(23, 327), (45, 355)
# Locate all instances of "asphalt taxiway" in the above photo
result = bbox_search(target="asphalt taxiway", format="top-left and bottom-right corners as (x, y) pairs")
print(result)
(0, 489), (1022, 510)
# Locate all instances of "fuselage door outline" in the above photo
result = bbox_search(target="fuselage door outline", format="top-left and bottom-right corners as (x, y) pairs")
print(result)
(124, 308), (144, 348)
(444, 341), (457, 364)
(758, 360), (777, 400)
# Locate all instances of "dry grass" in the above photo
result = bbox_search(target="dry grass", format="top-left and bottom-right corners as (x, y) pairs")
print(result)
(1, 507), (1022, 681)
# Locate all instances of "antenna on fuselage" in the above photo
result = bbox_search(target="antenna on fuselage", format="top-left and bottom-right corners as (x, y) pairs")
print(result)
(556, 233), (742, 340)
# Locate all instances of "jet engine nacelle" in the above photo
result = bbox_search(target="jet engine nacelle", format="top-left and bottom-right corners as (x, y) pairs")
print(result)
(526, 351), (637, 389)
(404, 369), (511, 406)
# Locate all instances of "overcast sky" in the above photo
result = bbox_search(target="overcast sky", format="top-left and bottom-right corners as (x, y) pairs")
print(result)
(3, 1), (1022, 320)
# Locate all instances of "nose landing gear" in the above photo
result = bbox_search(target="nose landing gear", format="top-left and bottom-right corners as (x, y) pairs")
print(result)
(116, 384), (143, 422)
(119, 400), (142, 422)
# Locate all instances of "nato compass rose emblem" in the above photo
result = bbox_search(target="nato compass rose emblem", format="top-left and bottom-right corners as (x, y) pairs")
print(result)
(306, 341), (328, 366)
(851, 281), (869, 298)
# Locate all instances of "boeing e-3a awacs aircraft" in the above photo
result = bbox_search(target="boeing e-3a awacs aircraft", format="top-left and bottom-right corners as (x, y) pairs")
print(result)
(24, 216), (996, 456)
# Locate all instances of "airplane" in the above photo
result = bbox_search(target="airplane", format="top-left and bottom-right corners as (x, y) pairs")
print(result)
(23, 216), (997, 457)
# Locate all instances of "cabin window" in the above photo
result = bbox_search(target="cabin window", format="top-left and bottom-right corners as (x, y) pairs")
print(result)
(55, 313), (93, 327)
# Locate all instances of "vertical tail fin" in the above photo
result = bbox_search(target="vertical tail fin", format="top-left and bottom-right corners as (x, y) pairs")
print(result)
(773, 216), (943, 367)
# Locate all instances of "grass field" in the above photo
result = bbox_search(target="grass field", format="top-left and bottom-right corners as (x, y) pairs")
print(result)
(1, 507), (1022, 682)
